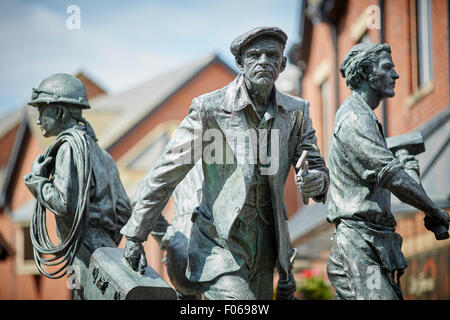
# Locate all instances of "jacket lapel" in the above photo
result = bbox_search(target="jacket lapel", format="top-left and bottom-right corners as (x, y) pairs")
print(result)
(213, 77), (294, 195)
(214, 76), (255, 190)
(268, 90), (293, 181)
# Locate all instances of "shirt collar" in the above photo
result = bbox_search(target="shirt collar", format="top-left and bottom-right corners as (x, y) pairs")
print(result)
(350, 91), (377, 115)
(224, 74), (288, 114)
(350, 91), (385, 136)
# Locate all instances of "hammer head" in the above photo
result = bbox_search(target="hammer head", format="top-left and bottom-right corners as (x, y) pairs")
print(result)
(386, 132), (425, 155)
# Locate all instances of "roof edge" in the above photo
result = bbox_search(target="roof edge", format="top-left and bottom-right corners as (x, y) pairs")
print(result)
(415, 106), (450, 139)
(106, 53), (238, 152)
(0, 110), (30, 210)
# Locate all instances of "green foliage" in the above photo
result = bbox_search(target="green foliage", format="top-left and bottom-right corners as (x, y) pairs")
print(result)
(297, 276), (332, 300)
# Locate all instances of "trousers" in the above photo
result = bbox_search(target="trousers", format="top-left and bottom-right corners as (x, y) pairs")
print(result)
(200, 211), (276, 300)
(71, 227), (117, 300)
(327, 221), (404, 300)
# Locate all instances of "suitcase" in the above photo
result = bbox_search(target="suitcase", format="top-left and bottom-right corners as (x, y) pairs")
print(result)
(84, 247), (177, 300)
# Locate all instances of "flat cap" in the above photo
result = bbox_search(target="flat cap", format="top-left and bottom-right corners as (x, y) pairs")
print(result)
(230, 26), (288, 58)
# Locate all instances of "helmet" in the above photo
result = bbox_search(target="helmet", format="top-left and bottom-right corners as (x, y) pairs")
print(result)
(28, 73), (90, 109)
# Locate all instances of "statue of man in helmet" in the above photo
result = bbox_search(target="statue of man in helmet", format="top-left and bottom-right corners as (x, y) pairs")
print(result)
(23, 73), (131, 299)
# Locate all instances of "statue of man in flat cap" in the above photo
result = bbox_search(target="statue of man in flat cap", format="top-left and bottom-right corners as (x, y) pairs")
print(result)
(121, 27), (329, 300)
(23, 73), (131, 299)
(326, 43), (449, 300)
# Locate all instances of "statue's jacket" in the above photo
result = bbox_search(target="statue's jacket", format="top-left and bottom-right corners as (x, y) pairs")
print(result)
(24, 125), (131, 256)
(121, 75), (329, 282)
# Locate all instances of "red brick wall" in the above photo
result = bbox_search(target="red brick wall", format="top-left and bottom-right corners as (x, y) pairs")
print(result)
(384, 0), (449, 136)
(302, 22), (335, 154)
(303, 0), (449, 139)
(302, 0), (448, 177)
(0, 124), (19, 169)
(0, 132), (70, 299)
(76, 72), (106, 100)
(0, 213), (14, 298)
(9, 131), (39, 212)
(302, 0), (383, 155)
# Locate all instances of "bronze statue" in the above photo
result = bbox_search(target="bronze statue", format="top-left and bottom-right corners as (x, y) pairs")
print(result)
(23, 73), (131, 299)
(120, 26), (329, 300)
(326, 43), (449, 300)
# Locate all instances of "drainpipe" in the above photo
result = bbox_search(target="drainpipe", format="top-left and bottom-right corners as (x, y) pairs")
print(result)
(380, 0), (388, 137)
(298, 0), (307, 97)
(330, 21), (340, 113)
(322, 1), (340, 113)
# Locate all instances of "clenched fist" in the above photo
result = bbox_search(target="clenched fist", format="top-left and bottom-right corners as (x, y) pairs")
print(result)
(296, 169), (327, 199)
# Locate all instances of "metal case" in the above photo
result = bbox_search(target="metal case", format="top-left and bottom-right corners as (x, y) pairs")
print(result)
(84, 247), (177, 300)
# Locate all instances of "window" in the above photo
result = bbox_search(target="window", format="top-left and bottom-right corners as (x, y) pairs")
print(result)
(412, 0), (433, 89)
(0, 232), (14, 260)
(22, 226), (34, 261)
(16, 224), (38, 274)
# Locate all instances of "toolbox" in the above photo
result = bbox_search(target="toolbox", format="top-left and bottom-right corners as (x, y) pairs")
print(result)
(84, 247), (177, 300)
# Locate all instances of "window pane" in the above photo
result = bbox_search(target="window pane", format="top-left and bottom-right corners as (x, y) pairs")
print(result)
(23, 226), (34, 261)
(417, 0), (433, 87)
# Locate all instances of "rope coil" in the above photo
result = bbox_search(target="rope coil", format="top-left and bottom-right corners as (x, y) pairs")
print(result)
(30, 128), (92, 279)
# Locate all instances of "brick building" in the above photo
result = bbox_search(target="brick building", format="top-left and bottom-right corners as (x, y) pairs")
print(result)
(288, 0), (449, 299)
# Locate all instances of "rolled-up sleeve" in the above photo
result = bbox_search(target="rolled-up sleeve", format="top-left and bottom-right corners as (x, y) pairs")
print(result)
(337, 113), (403, 187)
(24, 143), (78, 218)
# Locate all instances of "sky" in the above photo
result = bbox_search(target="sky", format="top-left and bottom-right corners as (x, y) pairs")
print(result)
(0, 0), (300, 117)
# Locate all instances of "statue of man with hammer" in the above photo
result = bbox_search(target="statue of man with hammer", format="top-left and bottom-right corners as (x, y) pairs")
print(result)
(326, 43), (449, 300)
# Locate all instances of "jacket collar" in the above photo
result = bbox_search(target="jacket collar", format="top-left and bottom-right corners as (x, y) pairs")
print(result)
(350, 91), (378, 116)
(222, 74), (290, 113)
(350, 91), (385, 137)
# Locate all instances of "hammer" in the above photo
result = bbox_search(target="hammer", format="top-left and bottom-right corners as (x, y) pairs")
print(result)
(386, 132), (424, 184)
(386, 132), (449, 240)
(295, 150), (309, 205)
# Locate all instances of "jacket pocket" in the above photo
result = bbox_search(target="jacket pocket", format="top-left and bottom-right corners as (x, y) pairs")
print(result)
(191, 206), (227, 248)
(191, 206), (212, 222)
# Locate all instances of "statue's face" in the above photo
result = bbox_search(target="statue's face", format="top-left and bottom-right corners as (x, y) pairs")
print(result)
(37, 105), (61, 137)
(241, 37), (286, 87)
(368, 51), (399, 98)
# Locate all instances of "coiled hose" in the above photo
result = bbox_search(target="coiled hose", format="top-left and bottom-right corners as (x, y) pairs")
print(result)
(30, 128), (92, 279)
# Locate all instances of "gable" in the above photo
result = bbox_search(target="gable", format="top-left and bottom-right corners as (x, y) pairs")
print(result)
(106, 56), (237, 160)
(75, 71), (107, 100)
(0, 117), (43, 211)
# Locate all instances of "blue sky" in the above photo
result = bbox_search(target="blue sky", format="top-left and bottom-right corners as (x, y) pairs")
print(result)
(0, 0), (300, 116)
